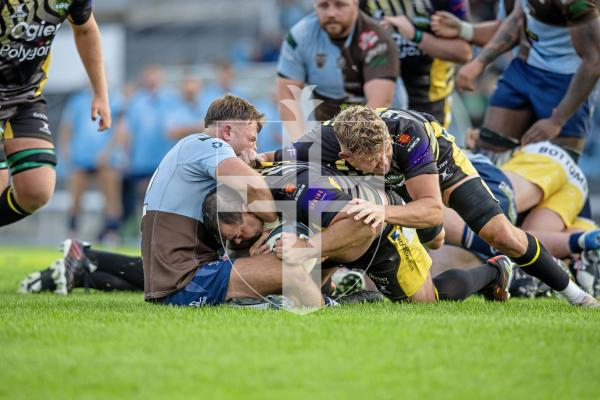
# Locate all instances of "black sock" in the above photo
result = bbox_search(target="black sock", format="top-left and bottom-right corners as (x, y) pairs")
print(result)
(86, 249), (144, 289)
(0, 186), (30, 227)
(513, 233), (569, 291)
(433, 266), (499, 301)
(88, 271), (140, 291)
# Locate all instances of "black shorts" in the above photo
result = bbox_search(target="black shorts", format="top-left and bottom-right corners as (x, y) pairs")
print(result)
(0, 99), (53, 163)
(345, 223), (432, 301)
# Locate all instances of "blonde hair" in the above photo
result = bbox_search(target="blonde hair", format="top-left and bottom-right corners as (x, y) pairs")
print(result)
(333, 106), (390, 155)
(204, 93), (265, 132)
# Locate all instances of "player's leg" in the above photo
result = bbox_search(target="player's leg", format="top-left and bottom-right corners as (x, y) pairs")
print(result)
(0, 146), (8, 191)
(446, 177), (597, 306)
(67, 169), (88, 236)
(0, 101), (57, 226)
(226, 255), (323, 307)
(97, 164), (123, 239)
(475, 60), (536, 164)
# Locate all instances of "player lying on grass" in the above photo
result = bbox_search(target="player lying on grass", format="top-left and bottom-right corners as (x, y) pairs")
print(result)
(256, 106), (599, 308)
(20, 161), (513, 304)
(434, 145), (600, 298)
(444, 143), (600, 261)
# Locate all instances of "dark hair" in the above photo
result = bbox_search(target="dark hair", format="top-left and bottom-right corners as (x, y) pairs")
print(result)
(203, 93), (265, 132)
(202, 186), (245, 235)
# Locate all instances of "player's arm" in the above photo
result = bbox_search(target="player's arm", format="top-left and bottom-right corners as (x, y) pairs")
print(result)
(523, 16), (600, 143)
(70, 14), (111, 131)
(431, 11), (502, 47)
(457, 3), (524, 90)
(364, 79), (396, 109)
(216, 157), (278, 225)
(362, 29), (398, 108)
(384, 174), (443, 227)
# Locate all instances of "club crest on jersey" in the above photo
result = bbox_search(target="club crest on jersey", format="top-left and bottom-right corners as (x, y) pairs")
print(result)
(11, 3), (28, 19)
(359, 30), (379, 51)
(315, 53), (326, 68)
(396, 132), (411, 145)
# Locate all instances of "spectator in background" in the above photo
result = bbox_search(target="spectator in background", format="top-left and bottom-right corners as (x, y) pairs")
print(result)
(165, 75), (206, 140)
(277, 0), (399, 140)
(122, 65), (176, 225)
(201, 59), (249, 103)
(254, 88), (288, 153)
(60, 89), (126, 243)
(360, 0), (472, 128)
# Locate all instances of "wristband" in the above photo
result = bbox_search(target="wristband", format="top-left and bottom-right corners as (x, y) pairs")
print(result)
(458, 21), (474, 42)
(263, 218), (282, 231)
(412, 29), (423, 44)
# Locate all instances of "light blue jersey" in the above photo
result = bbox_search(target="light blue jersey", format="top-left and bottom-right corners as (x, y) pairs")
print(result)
(143, 133), (236, 222)
(126, 88), (177, 176)
(519, 0), (598, 74)
(61, 90), (123, 170)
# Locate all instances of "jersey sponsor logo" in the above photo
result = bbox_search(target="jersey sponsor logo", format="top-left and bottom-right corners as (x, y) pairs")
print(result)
(294, 184), (306, 201)
(56, 0), (72, 11)
(522, 142), (588, 194)
(9, 20), (62, 41)
(365, 43), (388, 65)
(407, 136), (421, 152)
(0, 43), (51, 62)
(32, 112), (48, 121)
(358, 30), (379, 51)
(315, 52), (326, 68)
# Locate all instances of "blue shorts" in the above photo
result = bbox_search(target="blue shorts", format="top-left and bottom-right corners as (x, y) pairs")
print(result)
(489, 58), (592, 139)
(161, 260), (234, 307)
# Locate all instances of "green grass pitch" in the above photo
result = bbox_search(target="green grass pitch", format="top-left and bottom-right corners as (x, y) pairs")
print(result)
(1, 246), (600, 400)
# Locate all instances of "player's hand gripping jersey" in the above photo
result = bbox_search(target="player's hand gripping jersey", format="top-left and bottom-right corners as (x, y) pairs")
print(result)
(0, 0), (92, 108)
(274, 108), (476, 194)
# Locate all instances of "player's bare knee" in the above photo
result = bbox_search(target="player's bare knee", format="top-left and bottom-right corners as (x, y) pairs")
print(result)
(12, 182), (54, 212)
(424, 229), (445, 250)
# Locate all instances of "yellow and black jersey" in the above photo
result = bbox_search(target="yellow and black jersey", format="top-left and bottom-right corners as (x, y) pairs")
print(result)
(274, 107), (476, 192)
(0, 0), (92, 107)
(360, 0), (469, 113)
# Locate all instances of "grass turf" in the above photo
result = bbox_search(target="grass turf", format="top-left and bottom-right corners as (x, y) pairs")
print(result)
(1, 246), (600, 400)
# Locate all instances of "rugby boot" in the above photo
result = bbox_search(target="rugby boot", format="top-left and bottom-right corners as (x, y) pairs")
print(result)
(482, 255), (513, 302)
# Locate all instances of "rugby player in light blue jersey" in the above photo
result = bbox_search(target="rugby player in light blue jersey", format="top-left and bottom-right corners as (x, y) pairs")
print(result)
(456, 0), (600, 161)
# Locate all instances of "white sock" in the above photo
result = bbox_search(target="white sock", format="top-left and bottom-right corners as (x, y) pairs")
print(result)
(559, 280), (587, 305)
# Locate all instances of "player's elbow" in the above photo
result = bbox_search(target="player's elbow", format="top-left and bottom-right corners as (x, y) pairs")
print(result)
(425, 200), (444, 227)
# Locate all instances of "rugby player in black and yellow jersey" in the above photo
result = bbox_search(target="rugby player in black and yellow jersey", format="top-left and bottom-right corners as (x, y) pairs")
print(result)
(257, 106), (599, 307)
(0, 0), (110, 227)
(360, 0), (472, 127)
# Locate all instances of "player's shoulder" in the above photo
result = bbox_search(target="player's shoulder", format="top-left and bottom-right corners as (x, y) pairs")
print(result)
(286, 13), (321, 48)
(176, 134), (232, 160)
(356, 11), (396, 46)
